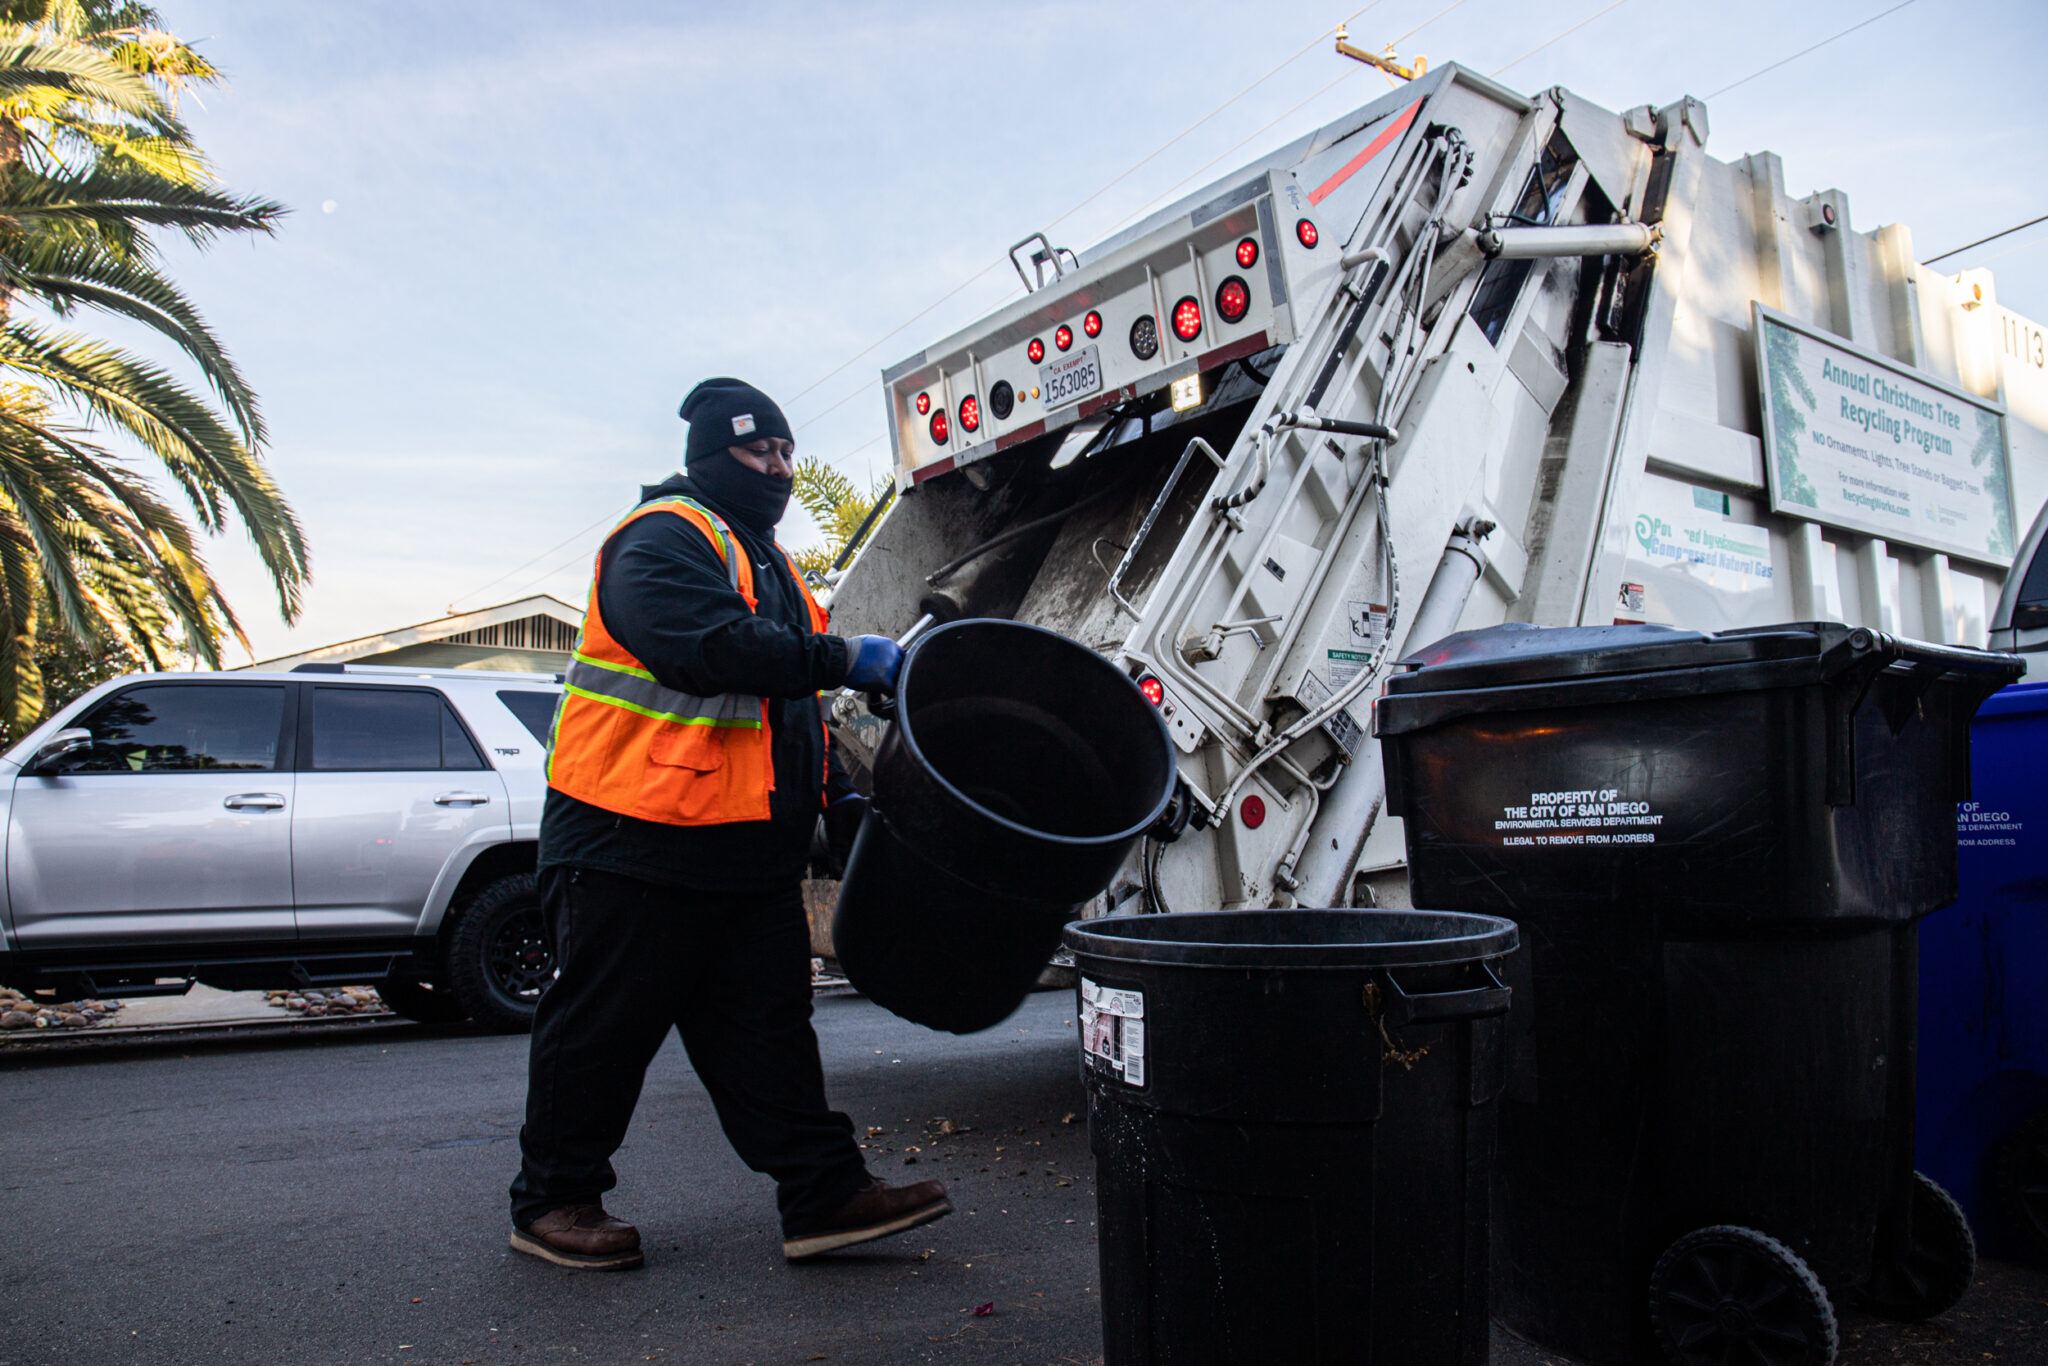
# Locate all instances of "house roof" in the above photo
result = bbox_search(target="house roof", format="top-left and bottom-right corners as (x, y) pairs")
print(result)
(241, 594), (585, 672)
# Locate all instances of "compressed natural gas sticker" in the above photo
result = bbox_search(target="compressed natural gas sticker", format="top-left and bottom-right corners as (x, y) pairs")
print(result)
(1494, 787), (1663, 846)
(1080, 978), (1146, 1087)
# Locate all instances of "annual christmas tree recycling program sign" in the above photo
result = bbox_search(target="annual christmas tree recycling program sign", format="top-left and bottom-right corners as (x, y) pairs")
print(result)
(1753, 302), (2015, 566)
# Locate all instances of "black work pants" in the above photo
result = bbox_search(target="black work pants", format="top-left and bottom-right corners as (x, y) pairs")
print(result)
(509, 866), (869, 1233)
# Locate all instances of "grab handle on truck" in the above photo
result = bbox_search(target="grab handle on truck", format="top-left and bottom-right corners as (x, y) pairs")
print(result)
(1105, 437), (1227, 619)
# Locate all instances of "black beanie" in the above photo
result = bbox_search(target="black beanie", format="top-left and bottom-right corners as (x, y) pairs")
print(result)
(680, 378), (794, 468)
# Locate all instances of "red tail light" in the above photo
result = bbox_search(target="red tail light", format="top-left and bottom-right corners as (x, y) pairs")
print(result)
(1138, 676), (1164, 706)
(1054, 324), (1073, 352)
(959, 394), (980, 432)
(1296, 218), (1318, 248)
(1216, 276), (1251, 325)
(1027, 338), (1045, 364)
(1236, 237), (1259, 269)
(1083, 310), (1102, 338)
(1240, 794), (1266, 829)
(1171, 296), (1202, 343)
(929, 409), (949, 444)
(914, 391), (930, 416)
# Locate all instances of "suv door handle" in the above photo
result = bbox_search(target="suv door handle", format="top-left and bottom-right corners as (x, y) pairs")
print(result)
(434, 791), (491, 806)
(223, 793), (285, 810)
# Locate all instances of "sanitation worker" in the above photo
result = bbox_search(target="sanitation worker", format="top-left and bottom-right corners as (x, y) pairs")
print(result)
(508, 378), (950, 1270)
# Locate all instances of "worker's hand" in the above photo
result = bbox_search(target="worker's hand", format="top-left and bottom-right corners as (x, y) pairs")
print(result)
(843, 635), (903, 692)
(824, 793), (867, 877)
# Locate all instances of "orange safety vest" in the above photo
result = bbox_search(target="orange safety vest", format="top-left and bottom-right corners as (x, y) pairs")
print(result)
(546, 494), (831, 826)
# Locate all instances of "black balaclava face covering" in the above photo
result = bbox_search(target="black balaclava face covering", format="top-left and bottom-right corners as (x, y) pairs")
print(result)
(679, 378), (794, 538)
(686, 449), (793, 539)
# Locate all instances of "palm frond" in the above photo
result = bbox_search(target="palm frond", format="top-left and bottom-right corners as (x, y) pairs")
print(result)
(0, 322), (306, 619)
(11, 233), (264, 442)
(0, 164), (283, 243)
(0, 35), (182, 137)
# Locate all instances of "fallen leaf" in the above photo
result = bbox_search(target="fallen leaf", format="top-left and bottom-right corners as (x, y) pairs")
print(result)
(973, 1301), (995, 1317)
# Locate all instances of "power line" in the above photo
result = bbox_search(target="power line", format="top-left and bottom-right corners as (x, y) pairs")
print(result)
(779, 2), (1393, 424)
(1493, 0), (1632, 76)
(1104, 68), (1364, 239)
(1390, 0), (1470, 47)
(450, 499), (632, 610)
(1925, 213), (2048, 266)
(449, 430), (893, 612)
(1707, 0), (1919, 99)
(1973, 232), (2048, 269)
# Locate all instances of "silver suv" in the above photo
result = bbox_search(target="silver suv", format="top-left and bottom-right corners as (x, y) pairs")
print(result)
(0, 663), (562, 1031)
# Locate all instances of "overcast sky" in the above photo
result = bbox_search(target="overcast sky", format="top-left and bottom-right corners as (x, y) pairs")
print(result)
(142, 0), (2048, 661)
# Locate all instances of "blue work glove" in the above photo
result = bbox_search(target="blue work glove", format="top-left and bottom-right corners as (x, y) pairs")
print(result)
(843, 635), (903, 692)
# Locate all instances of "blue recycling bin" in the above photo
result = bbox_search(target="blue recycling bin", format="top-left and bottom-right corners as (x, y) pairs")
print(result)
(1919, 678), (2048, 1259)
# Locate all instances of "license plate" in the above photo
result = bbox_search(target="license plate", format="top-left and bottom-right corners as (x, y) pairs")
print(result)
(1040, 344), (1102, 410)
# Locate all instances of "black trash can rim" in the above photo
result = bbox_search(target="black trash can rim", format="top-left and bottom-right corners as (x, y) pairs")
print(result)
(894, 618), (1176, 849)
(1063, 908), (1519, 969)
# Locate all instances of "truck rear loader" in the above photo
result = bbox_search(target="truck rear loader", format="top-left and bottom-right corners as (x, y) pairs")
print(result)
(821, 60), (2048, 926)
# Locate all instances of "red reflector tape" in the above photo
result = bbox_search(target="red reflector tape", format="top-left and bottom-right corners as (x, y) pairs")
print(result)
(1308, 99), (1422, 207)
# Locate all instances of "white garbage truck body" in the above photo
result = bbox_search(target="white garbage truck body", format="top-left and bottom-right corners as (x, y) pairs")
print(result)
(825, 61), (2048, 917)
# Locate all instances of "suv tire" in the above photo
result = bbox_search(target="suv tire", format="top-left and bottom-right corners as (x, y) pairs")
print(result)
(446, 871), (553, 1033)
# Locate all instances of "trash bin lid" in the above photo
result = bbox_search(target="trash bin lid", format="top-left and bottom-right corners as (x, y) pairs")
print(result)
(1387, 621), (1855, 693)
(1977, 679), (2048, 720)
(1378, 621), (2022, 736)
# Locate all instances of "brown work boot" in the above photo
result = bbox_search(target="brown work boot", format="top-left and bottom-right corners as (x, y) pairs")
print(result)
(509, 1203), (644, 1271)
(783, 1178), (954, 1260)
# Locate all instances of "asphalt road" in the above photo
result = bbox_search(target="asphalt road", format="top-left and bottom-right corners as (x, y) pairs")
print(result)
(3, 991), (2043, 1366)
(1, 992), (1103, 1366)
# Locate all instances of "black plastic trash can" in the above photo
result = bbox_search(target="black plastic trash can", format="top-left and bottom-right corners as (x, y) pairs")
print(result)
(836, 619), (1179, 1033)
(1376, 621), (2023, 1366)
(1064, 908), (1519, 1365)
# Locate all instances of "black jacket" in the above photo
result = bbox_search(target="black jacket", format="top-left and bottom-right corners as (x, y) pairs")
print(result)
(538, 473), (856, 892)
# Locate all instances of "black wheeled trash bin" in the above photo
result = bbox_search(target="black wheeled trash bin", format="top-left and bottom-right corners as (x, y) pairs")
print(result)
(1376, 621), (2024, 1366)
(1064, 908), (1519, 1366)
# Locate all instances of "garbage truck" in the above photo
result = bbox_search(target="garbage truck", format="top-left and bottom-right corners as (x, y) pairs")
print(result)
(821, 58), (2048, 922)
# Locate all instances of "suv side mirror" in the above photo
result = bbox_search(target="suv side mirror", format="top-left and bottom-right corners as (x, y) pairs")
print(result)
(27, 728), (92, 775)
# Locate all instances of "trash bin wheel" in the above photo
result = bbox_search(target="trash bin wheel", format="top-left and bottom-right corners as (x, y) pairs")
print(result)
(1993, 1113), (2048, 1257)
(1864, 1170), (1976, 1321)
(1649, 1225), (1838, 1366)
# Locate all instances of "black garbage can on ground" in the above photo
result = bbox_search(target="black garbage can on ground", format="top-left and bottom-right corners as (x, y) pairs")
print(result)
(1064, 908), (1519, 1366)
(1376, 621), (2023, 1366)
(835, 619), (1179, 1033)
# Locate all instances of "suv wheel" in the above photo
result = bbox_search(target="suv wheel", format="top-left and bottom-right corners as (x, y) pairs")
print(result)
(446, 872), (552, 1032)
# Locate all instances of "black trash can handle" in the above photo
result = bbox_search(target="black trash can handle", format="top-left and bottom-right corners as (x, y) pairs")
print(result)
(1145, 777), (1212, 844)
(1373, 959), (1512, 1025)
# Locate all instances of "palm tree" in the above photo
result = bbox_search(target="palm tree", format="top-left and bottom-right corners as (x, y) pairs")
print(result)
(790, 456), (890, 579)
(0, 3), (300, 733)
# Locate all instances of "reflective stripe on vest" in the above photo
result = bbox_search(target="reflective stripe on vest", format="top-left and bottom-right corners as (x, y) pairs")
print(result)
(543, 493), (830, 827)
(561, 654), (762, 729)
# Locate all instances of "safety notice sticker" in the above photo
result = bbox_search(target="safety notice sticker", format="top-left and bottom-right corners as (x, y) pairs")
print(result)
(1080, 977), (1146, 1087)
(1493, 786), (1665, 846)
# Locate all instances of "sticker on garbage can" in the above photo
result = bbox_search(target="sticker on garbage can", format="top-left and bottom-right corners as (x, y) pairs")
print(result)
(1080, 977), (1146, 1087)
(1493, 786), (1666, 846)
